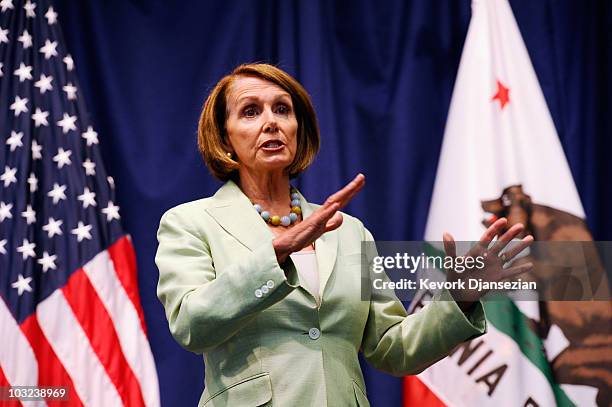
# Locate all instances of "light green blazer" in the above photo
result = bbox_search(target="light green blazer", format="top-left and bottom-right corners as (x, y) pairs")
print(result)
(156, 180), (486, 406)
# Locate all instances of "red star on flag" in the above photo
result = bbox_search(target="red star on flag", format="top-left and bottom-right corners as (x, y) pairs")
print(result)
(492, 79), (510, 109)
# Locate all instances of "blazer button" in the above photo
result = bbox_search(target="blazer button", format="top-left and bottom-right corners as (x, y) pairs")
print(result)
(261, 285), (269, 294)
(255, 289), (263, 298)
(308, 328), (321, 340)
(266, 280), (274, 288)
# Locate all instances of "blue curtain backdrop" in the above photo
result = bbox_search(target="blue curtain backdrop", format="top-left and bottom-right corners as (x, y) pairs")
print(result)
(53, 0), (611, 405)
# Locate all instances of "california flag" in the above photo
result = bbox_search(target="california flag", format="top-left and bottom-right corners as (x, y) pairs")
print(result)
(403, 0), (612, 406)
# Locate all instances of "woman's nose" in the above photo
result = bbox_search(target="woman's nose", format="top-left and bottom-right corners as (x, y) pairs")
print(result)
(263, 122), (278, 133)
(262, 109), (278, 133)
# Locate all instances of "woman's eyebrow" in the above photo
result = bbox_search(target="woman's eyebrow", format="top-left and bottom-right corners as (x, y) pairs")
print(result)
(235, 95), (259, 105)
(236, 92), (291, 103)
(276, 94), (292, 103)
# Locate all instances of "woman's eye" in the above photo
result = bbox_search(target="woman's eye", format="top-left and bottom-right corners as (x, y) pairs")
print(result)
(243, 106), (258, 118)
(276, 104), (290, 115)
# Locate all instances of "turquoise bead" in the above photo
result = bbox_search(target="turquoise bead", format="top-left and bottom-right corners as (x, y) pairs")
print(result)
(289, 213), (298, 222)
(280, 216), (291, 226)
(261, 211), (270, 221)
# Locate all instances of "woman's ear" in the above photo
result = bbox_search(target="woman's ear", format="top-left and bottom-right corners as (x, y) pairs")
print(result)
(221, 136), (235, 158)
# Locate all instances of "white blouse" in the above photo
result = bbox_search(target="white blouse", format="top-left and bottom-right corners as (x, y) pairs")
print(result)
(289, 251), (320, 302)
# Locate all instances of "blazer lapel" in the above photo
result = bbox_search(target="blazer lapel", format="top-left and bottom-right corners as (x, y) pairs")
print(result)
(205, 180), (274, 252)
(206, 181), (338, 303)
(300, 193), (338, 299)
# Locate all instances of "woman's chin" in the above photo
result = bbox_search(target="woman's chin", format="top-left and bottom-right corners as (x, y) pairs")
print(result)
(254, 156), (293, 171)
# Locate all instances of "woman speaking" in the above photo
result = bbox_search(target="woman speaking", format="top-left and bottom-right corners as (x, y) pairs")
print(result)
(155, 63), (533, 406)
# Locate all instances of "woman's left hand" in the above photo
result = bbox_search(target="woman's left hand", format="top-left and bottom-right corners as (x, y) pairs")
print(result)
(442, 217), (534, 310)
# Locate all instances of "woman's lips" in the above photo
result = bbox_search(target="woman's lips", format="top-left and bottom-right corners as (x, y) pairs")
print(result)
(260, 140), (284, 152)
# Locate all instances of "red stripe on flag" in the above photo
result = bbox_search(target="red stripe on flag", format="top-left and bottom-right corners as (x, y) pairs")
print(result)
(108, 236), (148, 335)
(403, 377), (446, 407)
(0, 365), (21, 407)
(62, 268), (146, 407)
(20, 315), (83, 407)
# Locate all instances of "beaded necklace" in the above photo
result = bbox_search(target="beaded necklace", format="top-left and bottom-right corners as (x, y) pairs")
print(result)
(253, 188), (302, 227)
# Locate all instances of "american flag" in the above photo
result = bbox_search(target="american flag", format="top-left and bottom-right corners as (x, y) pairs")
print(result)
(0, 1), (160, 405)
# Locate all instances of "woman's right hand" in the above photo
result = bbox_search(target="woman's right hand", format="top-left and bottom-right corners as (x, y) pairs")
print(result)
(273, 174), (365, 264)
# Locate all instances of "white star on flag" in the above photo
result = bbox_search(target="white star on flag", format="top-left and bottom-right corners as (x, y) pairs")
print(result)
(9, 95), (28, 116)
(11, 274), (33, 296)
(1, 166), (17, 187)
(71, 221), (92, 242)
(23, 0), (35, 17)
(102, 201), (121, 222)
(32, 108), (49, 127)
(0, 0), (14, 13)
(63, 54), (74, 71)
(42, 217), (63, 238)
(57, 113), (77, 133)
(38, 251), (58, 272)
(21, 204), (36, 225)
(44, 6), (57, 25)
(62, 83), (77, 100)
(18, 29), (32, 49)
(34, 73), (53, 93)
(83, 159), (96, 175)
(16, 239), (36, 260)
(27, 173), (38, 192)
(13, 62), (32, 81)
(39, 39), (58, 59)
(53, 148), (72, 168)
(77, 187), (97, 208)
(0, 239), (6, 255)
(47, 183), (67, 204)
(6, 131), (23, 151)
(0, 27), (8, 44)
(0, 201), (13, 222)
(32, 140), (42, 160)
(81, 126), (99, 146)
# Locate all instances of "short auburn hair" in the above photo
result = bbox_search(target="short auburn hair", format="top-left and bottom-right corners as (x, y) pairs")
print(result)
(198, 63), (320, 181)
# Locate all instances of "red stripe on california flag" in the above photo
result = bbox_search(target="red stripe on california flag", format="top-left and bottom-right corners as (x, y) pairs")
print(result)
(403, 377), (446, 407)
(20, 315), (84, 407)
(0, 365), (20, 407)
(61, 268), (146, 407)
(107, 236), (148, 335)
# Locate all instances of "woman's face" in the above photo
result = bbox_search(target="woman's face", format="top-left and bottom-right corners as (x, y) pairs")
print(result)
(225, 76), (298, 177)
